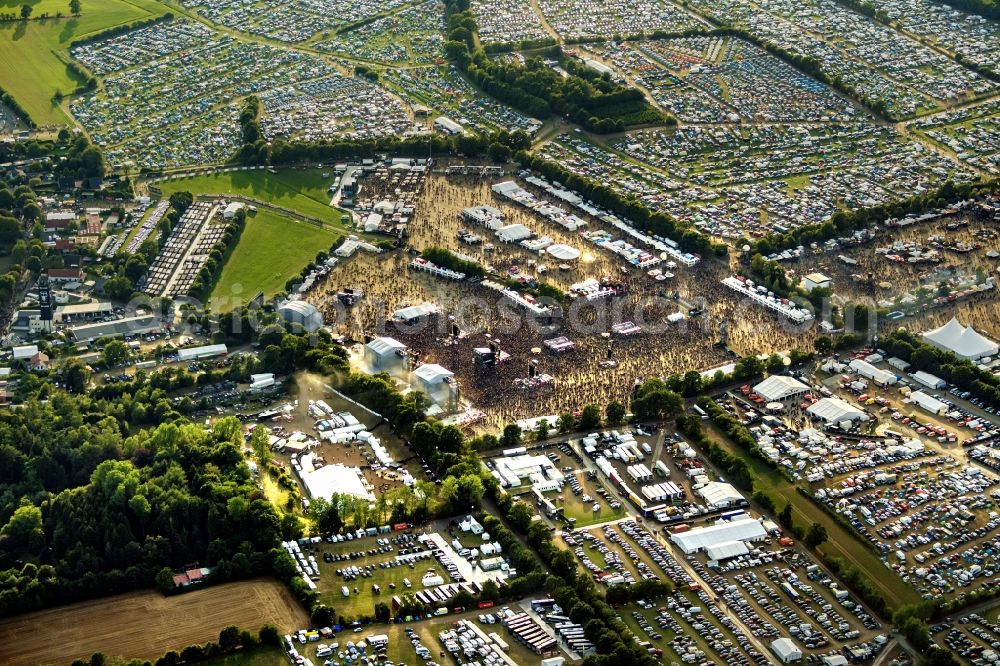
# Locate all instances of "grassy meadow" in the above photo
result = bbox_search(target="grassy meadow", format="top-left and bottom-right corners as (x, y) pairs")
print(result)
(210, 208), (340, 307)
(0, 0), (168, 125)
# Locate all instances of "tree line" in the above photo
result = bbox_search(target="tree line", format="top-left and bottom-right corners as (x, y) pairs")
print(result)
(421, 246), (485, 279)
(751, 178), (999, 257)
(187, 207), (247, 300)
(880, 328), (1000, 409)
(517, 152), (727, 258)
(70, 624), (284, 666)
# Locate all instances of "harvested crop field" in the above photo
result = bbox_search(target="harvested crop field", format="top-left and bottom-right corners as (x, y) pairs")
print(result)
(0, 579), (307, 666)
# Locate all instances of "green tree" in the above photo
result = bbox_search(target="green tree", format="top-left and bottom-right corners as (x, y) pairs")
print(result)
(556, 412), (576, 434)
(778, 503), (793, 529)
(102, 275), (135, 301)
(309, 496), (343, 535)
(500, 423), (521, 447)
(69, 0), (80, 14)
(1, 502), (44, 551)
(249, 425), (270, 469)
(218, 626), (240, 651)
(155, 567), (176, 594)
(631, 378), (683, 421)
(102, 339), (131, 368)
(605, 401), (626, 426)
(374, 601), (391, 622)
(258, 625), (281, 646)
(62, 358), (91, 393)
(578, 404), (601, 430)
(20, 4), (31, 18)
(804, 522), (828, 549)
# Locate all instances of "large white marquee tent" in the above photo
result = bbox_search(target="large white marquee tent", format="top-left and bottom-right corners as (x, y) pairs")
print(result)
(923, 317), (999, 361)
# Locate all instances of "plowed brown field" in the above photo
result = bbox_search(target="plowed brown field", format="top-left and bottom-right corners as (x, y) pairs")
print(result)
(0, 579), (306, 665)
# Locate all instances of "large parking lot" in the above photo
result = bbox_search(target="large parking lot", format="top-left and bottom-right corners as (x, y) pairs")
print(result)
(562, 515), (887, 664)
(712, 358), (1000, 602)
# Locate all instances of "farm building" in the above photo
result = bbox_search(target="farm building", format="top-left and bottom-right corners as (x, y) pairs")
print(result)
(752, 375), (809, 402)
(670, 517), (767, 555)
(278, 300), (323, 333)
(923, 317), (999, 360)
(177, 344), (228, 362)
(171, 567), (212, 588)
(364, 336), (408, 375)
(806, 397), (869, 425)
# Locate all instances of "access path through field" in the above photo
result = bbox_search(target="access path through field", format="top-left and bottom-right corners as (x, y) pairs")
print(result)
(0, 578), (308, 666)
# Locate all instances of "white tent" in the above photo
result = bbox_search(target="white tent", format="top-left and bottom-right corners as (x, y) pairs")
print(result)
(807, 397), (868, 425)
(923, 317), (999, 360)
(545, 244), (581, 261)
(753, 375), (810, 402)
(705, 540), (749, 562)
(909, 390), (948, 415)
(300, 463), (374, 502)
(496, 224), (532, 243)
(770, 637), (802, 663)
(671, 517), (767, 554)
(697, 481), (744, 509)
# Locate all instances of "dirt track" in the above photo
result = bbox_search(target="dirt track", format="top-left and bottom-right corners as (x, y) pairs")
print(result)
(0, 579), (307, 665)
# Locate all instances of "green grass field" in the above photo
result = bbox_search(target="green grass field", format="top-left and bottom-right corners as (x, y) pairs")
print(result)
(210, 208), (340, 307)
(0, 0), (168, 126)
(156, 168), (349, 224)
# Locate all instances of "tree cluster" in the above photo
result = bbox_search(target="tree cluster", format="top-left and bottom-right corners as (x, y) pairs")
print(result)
(421, 246), (485, 279)
(443, 0), (669, 133)
(0, 414), (285, 616)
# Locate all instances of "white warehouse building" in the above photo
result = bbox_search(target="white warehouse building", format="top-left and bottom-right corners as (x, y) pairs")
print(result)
(753, 375), (810, 403)
(278, 300), (324, 333)
(670, 517), (767, 555)
(849, 359), (897, 386)
(806, 397), (869, 426)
